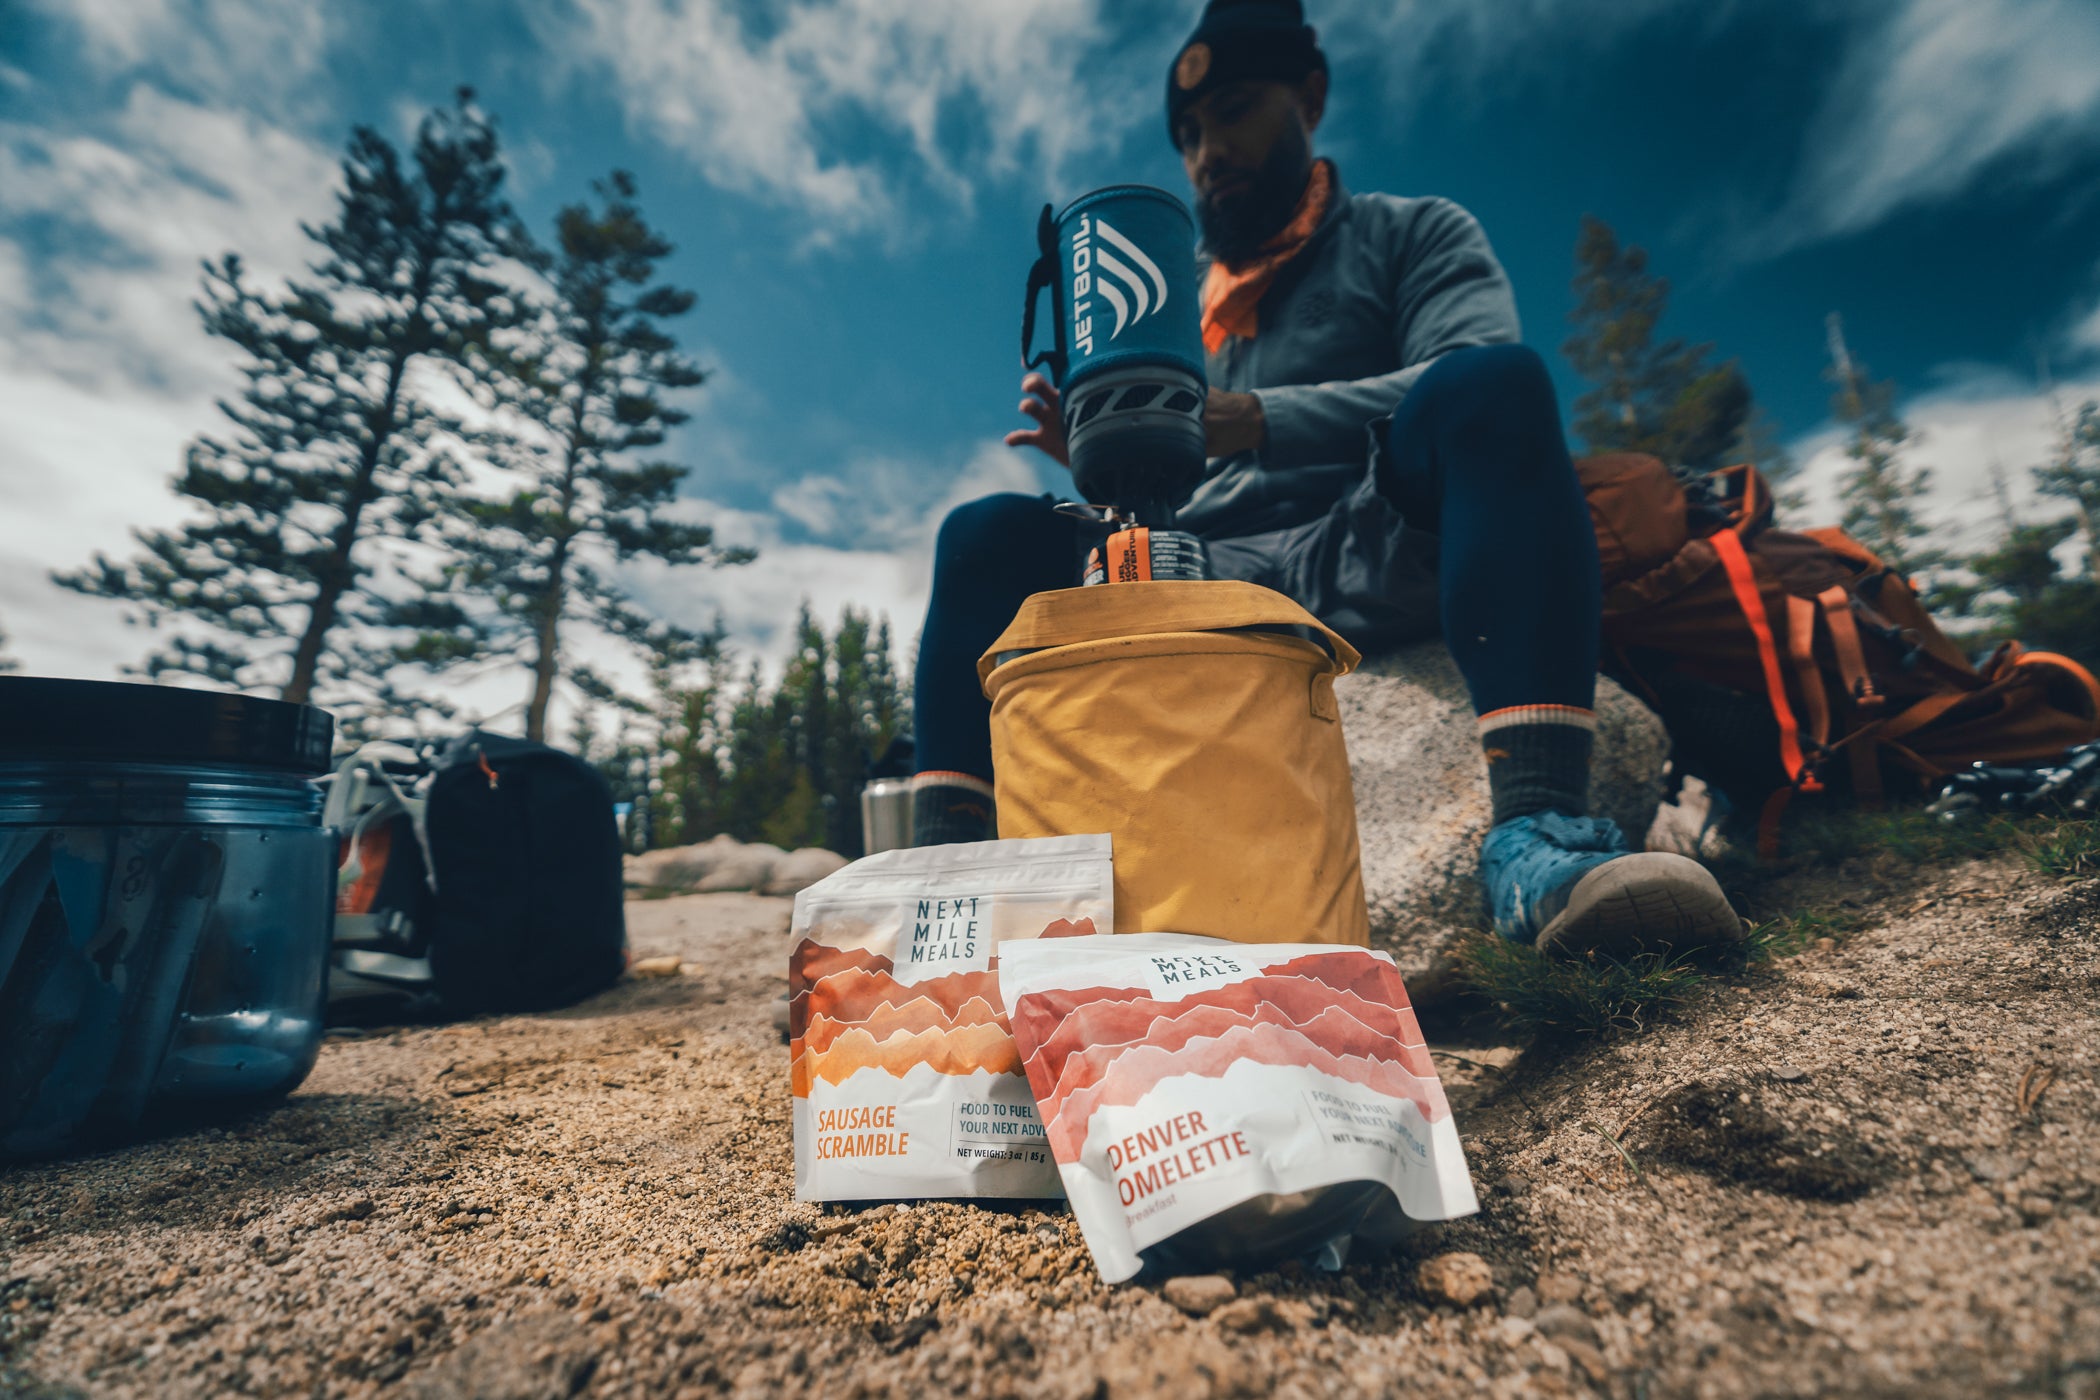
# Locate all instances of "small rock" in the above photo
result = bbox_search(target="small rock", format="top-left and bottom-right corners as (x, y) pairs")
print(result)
(1162, 1274), (1236, 1317)
(1503, 1285), (1538, 1319)
(629, 956), (683, 979)
(1560, 1337), (1613, 1385)
(1966, 1150), (2029, 1183)
(1210, 1295), (1311, 1333)
(1416, 1251), (1494, 1307)
(1534, 1271), (1584, 1305)
(1773, 1064), (1809, 1082)
(1532, 1304), (1600, 1347)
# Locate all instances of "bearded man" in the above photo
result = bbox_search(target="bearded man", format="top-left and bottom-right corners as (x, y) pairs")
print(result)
(906, 0), (1743, 959)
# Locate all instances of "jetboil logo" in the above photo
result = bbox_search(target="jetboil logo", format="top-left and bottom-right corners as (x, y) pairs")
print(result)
(1070, 213), (1170, 358)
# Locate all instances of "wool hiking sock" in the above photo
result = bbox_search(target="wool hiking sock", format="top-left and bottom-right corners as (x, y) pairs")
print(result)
(911, 771), (996, 846)
(1479, 704), (1595, 825)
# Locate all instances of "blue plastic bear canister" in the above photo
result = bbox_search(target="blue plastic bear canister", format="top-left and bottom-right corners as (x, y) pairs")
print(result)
(0, 677), (335, 1158)
(1021, 184), (1208, 525)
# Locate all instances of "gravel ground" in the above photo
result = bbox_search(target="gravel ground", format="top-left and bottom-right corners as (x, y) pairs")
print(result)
(3, 859), (2098, 1399)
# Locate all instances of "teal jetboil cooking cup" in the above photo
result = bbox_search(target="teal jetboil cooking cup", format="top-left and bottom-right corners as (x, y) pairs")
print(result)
(1021, 184), (1208, 527)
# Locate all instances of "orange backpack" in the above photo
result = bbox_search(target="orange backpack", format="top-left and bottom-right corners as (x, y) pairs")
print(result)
(1579, 454), (2100, 854)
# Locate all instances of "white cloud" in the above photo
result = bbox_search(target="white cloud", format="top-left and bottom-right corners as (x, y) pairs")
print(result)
(0, 87), (342, 680)
(34, 0), (333, 114)
(1789, 365), (2100, 554)
(632, 440), (1044, 672)
(534, 0), (1145, 238)
(1752, 0), (2100, 256)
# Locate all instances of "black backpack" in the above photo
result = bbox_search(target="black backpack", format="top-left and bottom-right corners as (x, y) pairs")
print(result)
(327, 732), (627, 1016)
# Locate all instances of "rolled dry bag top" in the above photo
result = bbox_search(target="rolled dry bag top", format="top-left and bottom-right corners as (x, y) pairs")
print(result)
(981, 579), (1371, 947)
(0, 676), (334, 772)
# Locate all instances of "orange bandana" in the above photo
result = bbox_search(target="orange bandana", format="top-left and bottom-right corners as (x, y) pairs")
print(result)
(1199, 159), (1336, 353)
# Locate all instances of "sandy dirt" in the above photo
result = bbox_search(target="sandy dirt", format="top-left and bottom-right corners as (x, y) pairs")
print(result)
(3, 859), (2099, 1399)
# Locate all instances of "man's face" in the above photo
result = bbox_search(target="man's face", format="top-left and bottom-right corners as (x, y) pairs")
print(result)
(1175, 74), (1325, 265)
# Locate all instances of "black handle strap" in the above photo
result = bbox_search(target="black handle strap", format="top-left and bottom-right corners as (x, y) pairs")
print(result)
(1020, 203), (1067, 384)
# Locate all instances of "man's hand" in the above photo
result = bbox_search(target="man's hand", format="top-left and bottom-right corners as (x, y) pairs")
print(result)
(1206, 389), (1265, 457)
(1004, 372), (1070, 467)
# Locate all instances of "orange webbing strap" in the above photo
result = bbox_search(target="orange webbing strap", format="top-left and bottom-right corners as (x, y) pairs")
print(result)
(1784, 595), (1831, 750)
(1712, 532), (1818, 788)
(1817, 586), (1884, 806)
(1757, 787), (1797, 860)
(1817, 587), (1881, 713)
(1712, 530), (1820, 858)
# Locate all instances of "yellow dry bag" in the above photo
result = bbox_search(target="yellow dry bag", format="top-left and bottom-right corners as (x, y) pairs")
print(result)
(979, 579), (1370, 946)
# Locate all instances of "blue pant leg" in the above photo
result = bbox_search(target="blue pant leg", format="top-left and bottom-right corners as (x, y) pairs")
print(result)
(913, 493), (1083, 782)
(1377, 344), (1600, 714)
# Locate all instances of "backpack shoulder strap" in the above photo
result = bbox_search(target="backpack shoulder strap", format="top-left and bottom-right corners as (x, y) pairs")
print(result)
(1711, 529), (1820, 798)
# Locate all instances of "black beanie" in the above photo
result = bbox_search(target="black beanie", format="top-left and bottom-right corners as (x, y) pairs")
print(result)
(1165, 0), (1327, 148)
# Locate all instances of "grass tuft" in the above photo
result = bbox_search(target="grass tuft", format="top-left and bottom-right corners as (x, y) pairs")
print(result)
(1452, 932), (1708, 1041)
(1743, 907), (1866, 960)
(2010, 819), (2100, 879)
(1455, 801), (2100, 1044)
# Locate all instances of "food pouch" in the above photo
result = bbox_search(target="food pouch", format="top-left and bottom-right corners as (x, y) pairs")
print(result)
(790, 833), (1111, 1201)
(998, 931), (1478, 1282)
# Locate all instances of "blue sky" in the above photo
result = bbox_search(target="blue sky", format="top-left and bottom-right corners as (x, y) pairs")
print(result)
(4, 0), (2100, 715)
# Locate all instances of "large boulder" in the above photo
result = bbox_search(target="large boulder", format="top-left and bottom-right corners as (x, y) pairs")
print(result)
(623, 833), (747, 891)
(692, 841), (788, 893)
(1337, 641), (1670, 1003)
(762, 847), (851, 897)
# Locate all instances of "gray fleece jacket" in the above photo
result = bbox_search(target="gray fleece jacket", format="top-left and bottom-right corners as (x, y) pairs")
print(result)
(1177, 173), (1521, 540)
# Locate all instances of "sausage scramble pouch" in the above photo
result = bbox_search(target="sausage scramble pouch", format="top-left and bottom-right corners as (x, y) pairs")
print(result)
(790, 834), (1111, 1201)
(999, 932), (1478, 1283)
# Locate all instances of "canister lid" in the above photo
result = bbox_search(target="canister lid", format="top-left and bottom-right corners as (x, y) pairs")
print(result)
(0, 677), (334, 773)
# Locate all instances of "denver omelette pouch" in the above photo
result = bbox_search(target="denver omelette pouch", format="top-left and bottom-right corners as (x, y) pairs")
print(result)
(790, 833), (1111, 1200)
(1000, 931), (1478, 1282)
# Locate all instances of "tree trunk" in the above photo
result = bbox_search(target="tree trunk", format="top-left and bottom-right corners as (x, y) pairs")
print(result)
(525, 438), (584, 742)
(525, 556), (564, 743)
(281, 246), (432, 705)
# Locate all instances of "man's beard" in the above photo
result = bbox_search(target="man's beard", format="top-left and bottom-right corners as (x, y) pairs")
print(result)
(1196, 126), (1314, 268)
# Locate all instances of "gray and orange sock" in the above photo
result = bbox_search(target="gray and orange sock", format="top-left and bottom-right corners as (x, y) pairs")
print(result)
(910, 771), (997, 847)
(1479, 704), (1595, 825)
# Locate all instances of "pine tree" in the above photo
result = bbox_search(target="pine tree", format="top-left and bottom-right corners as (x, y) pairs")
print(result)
(1825, 313), (1941, 577)
(1563, 216), (1753, 473)
(640, 607), (907, 853)
(403, 171), (749, 741)
(2034, 400), (2100, 570)
(55, 92), (523, 713)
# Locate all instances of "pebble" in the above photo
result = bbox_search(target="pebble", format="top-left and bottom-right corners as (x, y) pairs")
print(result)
(1503, 1285), (1538, 1319)
(1773, 1064), (1810, 1082)
(1560, 1337), (1613, 1385)
(629, 956), (684, 978)
(1211, 1295), (1313, 1334)
(1161, 1274), (1236, 1317)
(1532, 1304), (1600, 1347)
(1534, 1271), (1584, 1305)
(1966, 1151), (2029, 1183)
(1416, 1252), (1494, 1307)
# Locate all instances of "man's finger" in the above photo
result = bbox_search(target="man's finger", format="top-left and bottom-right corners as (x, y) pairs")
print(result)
(1021, 372), (1056, 398)
(1004, 428), (1040, 448)
(1019, 397), (1055, 424)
